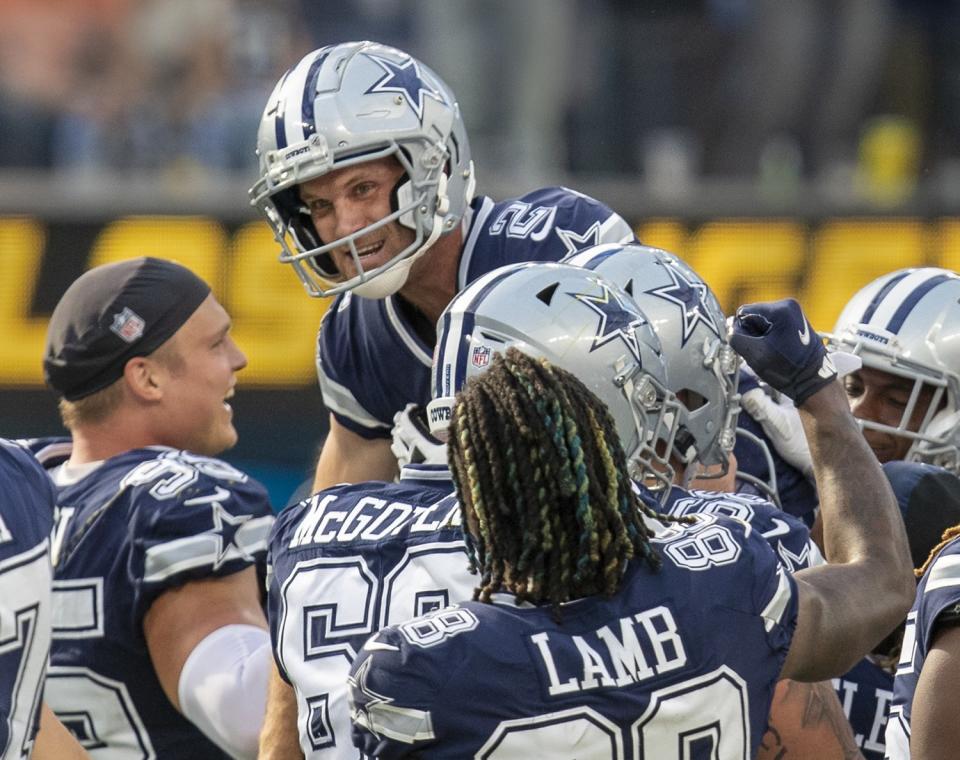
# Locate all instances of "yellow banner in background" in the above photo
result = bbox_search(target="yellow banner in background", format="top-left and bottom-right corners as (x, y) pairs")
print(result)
(0, 216), (330, 386)
(639, 218), (941, 331)
(0, 214), (950, 386)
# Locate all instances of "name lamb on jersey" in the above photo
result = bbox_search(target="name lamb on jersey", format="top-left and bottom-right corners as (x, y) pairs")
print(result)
(531, 605), (687, 697)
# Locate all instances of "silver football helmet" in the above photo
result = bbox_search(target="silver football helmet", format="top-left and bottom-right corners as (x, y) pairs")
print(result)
(563, 243), (740, 476)
(249, 41), (475, 299)
(428, 262), (683, 495)
(826, 267), (960, 472)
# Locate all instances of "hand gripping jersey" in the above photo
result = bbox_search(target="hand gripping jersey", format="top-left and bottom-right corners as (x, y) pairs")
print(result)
(886, 536), (960, 759)
(30, 438), (274, 760)
(348, 514), (798, 759)
(267, 464), (468, 758)
(0, 440), (56, 760)
(316, 188), (635, 438)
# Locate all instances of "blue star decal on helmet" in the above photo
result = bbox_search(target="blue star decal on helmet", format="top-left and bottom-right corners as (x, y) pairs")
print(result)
(569, 283), (647, 362)
(364, 53), (445, 122)
(644, 264), (721, 346)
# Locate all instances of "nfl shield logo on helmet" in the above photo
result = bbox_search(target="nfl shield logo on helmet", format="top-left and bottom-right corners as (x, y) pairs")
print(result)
(471, 345), (491, 368)
(110, 307), (146, 343)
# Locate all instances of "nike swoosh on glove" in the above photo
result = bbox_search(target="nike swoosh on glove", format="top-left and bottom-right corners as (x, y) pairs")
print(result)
(729, 298), (837, 406)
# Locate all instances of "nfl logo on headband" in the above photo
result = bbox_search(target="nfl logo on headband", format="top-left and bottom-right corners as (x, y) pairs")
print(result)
(471, 345), (491, 368)
(110, 307), (146, 343)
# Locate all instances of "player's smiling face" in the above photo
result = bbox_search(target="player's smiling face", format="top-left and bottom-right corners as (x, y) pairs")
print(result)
(843, 366), (936, 462)
(157, 295), (247, 456)
(298, 157), (415, 280)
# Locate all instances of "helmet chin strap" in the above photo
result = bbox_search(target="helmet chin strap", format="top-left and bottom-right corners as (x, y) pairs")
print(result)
(352, 173), (451, 299)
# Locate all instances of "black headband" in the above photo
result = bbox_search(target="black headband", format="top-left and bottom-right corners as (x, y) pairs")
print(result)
(44, 257), (211, 400)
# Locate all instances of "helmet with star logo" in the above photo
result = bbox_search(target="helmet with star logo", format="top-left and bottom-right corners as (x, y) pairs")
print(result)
(428, 262), (683, 495)
(563, 243), (740, 475)
(249, 41), (475, 299)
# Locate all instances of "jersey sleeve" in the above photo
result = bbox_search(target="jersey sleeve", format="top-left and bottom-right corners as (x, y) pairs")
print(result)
(915, 540), (960, 649)
(316, 294), (419, 439)
(691, 516), (798, 658)
(128, 454), (275, 620)
(742, 523), (799, 659)
(348, 619), (464, 758)
(0, 441), (54, 757)
(0, 440), (56, 557)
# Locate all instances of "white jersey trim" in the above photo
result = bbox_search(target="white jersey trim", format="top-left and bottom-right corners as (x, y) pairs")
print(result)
(317, 372), (389, 431)
(457, 196), (495, 289)
(142, 515), (273, 583)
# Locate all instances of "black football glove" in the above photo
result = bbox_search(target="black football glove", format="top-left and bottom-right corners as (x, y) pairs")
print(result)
(729, 298), (837, 407)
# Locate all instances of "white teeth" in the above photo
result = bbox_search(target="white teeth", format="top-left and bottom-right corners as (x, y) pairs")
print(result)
(357, 242), (382, 257)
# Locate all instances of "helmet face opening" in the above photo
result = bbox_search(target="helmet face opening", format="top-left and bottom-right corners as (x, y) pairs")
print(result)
(828, 266), (960, 472)
(250, 42), (475, 298)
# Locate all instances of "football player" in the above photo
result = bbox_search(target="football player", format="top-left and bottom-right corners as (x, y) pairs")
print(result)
(886, 474), (960, 758)
(249, 41), (636, 494)
(36, 258), (275, 759)
(261, 262), (822, 759)
(823, 460), (960, 760)
(0, 438), (90, 760)
(562, 243), (866, 757)
(740, 267), (960, 757)
(347, 264), (913, 757)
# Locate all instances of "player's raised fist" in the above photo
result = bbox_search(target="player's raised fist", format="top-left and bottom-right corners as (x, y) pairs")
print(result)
(729, 298), (836, 406)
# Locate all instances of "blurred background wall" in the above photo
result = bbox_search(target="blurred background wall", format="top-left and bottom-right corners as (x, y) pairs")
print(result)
(1, 0), (957, 507)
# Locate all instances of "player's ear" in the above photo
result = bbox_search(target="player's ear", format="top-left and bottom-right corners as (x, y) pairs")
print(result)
(122, 356), (165, 402)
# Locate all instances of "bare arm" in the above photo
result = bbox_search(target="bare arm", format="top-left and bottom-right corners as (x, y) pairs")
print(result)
(908, 623), (960, 758)
(312, 414), (398, 491)
(258, 661), (305, 760)
(780, 383), (914, 681)
(143, 566), (267, 711)
(758, 680), (863, 760)
(32, 703), (91, 760)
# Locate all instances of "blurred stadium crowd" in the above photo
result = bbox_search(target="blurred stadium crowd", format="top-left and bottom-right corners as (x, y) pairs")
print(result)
(2, 0), (960, 198)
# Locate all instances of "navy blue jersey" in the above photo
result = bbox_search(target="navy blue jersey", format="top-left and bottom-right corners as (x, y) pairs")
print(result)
(267, 465), (466, 758)
(833, 657), (893, 760)
(317, 188), (635, 438)
(0, 439), (56, 759)
(31, 438), (274, 759)
(348, 513), (798, 759)
(887, 536), (960, 758)
(659, 486), (823, 572)
(269, 470), (811, 759)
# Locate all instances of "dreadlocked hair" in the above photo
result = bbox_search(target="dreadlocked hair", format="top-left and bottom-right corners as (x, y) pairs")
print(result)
(447, 347), (662, 617)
